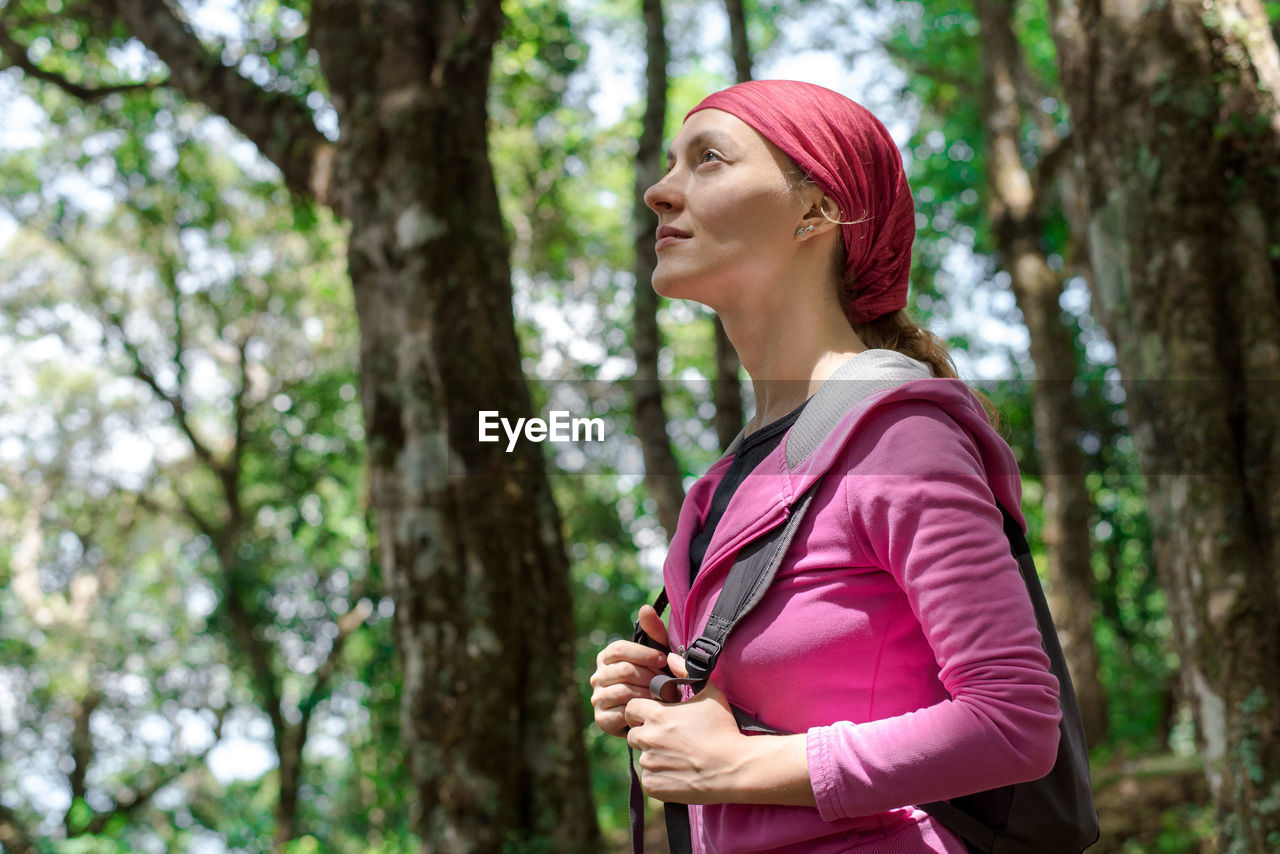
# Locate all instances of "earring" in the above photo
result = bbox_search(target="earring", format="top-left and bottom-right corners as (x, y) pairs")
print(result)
(795, 225), (815, 236)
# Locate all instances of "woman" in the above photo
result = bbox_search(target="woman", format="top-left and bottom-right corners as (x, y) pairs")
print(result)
(588, 80), (1061, 853)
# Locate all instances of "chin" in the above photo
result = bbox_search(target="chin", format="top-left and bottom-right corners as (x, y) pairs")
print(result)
(650, 269), (683, 300)
(651, 268), (719, 308)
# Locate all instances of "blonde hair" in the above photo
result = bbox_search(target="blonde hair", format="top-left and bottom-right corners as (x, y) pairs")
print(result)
(851, 307), (999, 426)
(849, 309), (957, 379)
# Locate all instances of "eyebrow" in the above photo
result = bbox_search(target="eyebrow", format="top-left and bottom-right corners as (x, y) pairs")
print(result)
(665, 130), (737, 166)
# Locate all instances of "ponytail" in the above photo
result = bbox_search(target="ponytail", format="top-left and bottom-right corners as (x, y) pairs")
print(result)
(849, 309), (958, 380)
(848, 308), (1000, 428)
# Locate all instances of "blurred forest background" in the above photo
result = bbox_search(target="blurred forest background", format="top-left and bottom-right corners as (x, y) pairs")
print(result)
(1, 0), (1278, 853)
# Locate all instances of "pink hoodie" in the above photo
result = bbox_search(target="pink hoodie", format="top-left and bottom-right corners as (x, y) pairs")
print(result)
(661, 351), (1062, 853)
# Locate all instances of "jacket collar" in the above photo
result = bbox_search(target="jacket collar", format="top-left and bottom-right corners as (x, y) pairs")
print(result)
(664, 349), (1023, 644)
(670, 351), (935, 618)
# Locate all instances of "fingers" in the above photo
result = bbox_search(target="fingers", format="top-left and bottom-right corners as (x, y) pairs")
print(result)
(590, 643), (669, 738)
(624, 697), (659, 730)
(636, 604), (670, 649)
(667, 652), (688, 679)
(589, 609), (672, 739)
(589, 659), (663, 692)
(595, 638), (668, 672)
(590, 681), (651, 720)
(594, 706), (632, 738)
(593, 677), (657, 736)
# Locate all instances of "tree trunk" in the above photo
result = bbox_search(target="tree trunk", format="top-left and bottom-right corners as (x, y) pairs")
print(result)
(1048, 0), (1280, 847)
(712, 317), (743, 450)
(713, 0), (750, 451)
(974, 0), (1108, 746)
(309, 2), (599, 850)
(632, 0), (685, 540)
(724, 0), (753, 83)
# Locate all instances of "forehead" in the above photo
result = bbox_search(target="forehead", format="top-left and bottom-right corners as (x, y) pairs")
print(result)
(666, 108), (767, 160)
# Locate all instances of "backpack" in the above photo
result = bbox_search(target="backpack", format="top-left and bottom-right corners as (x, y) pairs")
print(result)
(627, 378), (1099, 854)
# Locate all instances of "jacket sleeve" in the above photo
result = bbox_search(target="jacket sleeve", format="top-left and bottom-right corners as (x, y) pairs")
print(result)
(806, 400), (1062, 822)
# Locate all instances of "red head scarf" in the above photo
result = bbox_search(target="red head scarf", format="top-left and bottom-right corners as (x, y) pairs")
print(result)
(687, 80), (915, 324)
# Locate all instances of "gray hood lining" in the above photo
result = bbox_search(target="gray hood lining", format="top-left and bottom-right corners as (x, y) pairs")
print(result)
(722, 349), (934, 469)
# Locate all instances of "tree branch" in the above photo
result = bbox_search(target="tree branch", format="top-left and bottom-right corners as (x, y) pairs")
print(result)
(79, 707), (228, 836)
(1001, 10), (1064, 183)
(159, 256), (188, 400)
(172, 489), (221, 543)
(0, 26), (165, 100)
(218, 548), (287, 759)
(724, 0), (753, 83)
(52, 237), (225, 477)
(66, 691), (100, 812)
(102, 0), (338, 208)
(229, 334), (251, 511)
(93, 308), (218, 477)
(119, 328), (224, 475)
(298, 597), (373, 725)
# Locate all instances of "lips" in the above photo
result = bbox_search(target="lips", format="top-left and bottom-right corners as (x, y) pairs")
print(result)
(655, 225), (691, 251)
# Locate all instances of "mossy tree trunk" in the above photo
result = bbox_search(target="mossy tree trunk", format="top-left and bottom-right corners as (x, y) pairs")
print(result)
(632, 0), (686, 540)
(974, 0), (1109, 745)
(89, 0), (602, 850)
(308, 3), (600, 850)
(1049, 0), (1280, 847)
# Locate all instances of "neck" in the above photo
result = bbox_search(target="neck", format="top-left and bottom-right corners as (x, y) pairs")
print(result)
(718, 282), (867, 435)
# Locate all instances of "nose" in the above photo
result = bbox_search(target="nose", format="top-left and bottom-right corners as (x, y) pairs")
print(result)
(643, 169), (681, 214)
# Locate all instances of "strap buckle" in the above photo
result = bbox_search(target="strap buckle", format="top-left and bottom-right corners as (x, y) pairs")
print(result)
(683, 636), (722, 681)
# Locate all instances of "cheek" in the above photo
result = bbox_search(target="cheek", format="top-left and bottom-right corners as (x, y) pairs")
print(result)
(726, 186), (800, 241)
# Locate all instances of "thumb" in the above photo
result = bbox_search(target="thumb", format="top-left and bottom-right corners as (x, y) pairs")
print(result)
(667, 652), (688, 678)
(637, 604), (670, 649)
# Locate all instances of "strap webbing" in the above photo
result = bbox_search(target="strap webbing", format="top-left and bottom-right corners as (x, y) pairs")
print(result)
(648, 481), (821, 704)
(629, 483), (820, 853)
(665, 803), (693, 854)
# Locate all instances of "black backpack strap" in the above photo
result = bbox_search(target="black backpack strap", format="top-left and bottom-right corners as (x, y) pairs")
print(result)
(648, 479), (823, 704)
(919, 500), (1099, 854)
(631, 480), (823, 854)
(628, 589), (672, 854)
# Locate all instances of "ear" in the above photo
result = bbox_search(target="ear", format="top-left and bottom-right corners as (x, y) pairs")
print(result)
(796, 192), (842, 239)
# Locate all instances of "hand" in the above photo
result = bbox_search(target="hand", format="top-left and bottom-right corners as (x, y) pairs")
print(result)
(589, 605), (673, 737)
(623, 659), (748, 804)
(625, 654), (817, 807)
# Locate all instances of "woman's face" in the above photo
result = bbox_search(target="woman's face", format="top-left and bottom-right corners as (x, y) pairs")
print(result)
(644, 109), (808, 310)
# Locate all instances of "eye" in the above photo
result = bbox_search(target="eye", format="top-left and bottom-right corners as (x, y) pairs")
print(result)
(698, 149), (724, 165)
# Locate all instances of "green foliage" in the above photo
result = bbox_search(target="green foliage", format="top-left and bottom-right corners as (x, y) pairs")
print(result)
(0, 48), (413, 848)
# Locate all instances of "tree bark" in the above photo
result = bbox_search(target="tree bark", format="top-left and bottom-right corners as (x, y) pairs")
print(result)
(307, 2), (599, 850)
(713, 0), (750, 451)
(632, 0), (685, 540)
(974, 0), (1108, 746)
(724, 0), (753, 83)
(712, 317), (743, 450)
(1048, 0), (1280, 847)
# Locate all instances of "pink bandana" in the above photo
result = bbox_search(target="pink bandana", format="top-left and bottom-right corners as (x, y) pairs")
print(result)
(687, 80), (915, 324)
